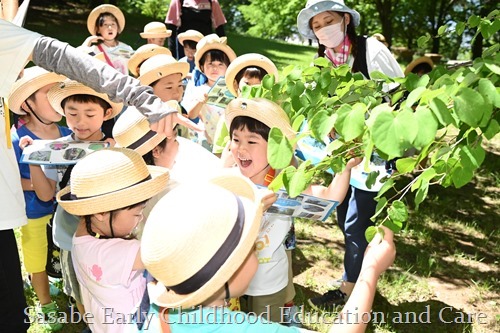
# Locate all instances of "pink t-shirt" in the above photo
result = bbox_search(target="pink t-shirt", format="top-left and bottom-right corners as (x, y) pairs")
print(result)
(165, 0), (226, 28)
(72, 235), (146, 332)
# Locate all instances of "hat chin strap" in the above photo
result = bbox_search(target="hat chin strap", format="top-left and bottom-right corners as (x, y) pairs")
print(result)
(25, 101), (54, 125)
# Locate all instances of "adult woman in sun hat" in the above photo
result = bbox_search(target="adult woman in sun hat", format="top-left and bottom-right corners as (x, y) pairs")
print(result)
(140, 21), (172, 47)
(57, 148), (169, 333)
(81, 4), (134, 75)
(404, 56), (434, 76)
(9, 66), (70, 332)
(297, 0), (403, 311)
(139, 170), (396, 332)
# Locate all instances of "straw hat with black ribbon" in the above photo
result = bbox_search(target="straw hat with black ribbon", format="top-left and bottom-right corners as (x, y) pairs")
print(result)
(142, 170), (263, 308)
(404, 56), (434, 76)
(113, 104), (187, 156)
(8, 66), (65, 115)
(138, 54), (190, 86)
(224, 53), (279, 98)
(128, 44), (172, 77)
(47, 79), (123, 120)
(225, 98), (296, 139)
(194, 34), (237, 70)
(57, 148), (169, 216)
(140, 22), (172, 39)
(87, 4), (126, 35)
(297, 0), (361, 40)
(177, 29), (204, 45)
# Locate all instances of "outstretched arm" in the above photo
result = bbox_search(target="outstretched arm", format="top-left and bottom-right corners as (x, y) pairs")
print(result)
(329, 226), (396, 333)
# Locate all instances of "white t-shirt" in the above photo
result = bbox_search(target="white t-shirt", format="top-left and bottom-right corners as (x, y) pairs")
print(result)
(0, 19), (41, 230)
(143, 136), (221, 218)
(72, 235), (145, 333)
(246, 213), (292, 296)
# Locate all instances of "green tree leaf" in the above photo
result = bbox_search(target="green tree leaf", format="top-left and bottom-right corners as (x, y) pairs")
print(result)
(468, 15), (481, 28)
(451, 164), (474, 188)
(371, 197), (388, 221)
(262, 74), (275, 90)
(453, 88), (486, 127)
(370, 109), (418, 159)
(429, 98), (454, 126)
(388, 200), (409, 223)
(396, 157), (418, 173)
(456, 21), (466, 35)
(268, 127), (294, 169)
(365, 171), (380, 190)
(413, 106), (438, 149)
(415, 179), (429, 209)
(335, 103), (366, 141)
(309, 110), (336, 141)
(365, 226), (385, 242)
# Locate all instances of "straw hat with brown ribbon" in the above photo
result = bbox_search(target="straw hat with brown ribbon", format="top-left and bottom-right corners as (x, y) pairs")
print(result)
(140, 22), (172, 39)
(128, 44), (172, 77)
(225, 98), (296, 139)
(404, 56), (434, 76)
(177, 29), (204, 45)
(138, 54), (190, 86)
(87, 4), (126, 35)
(113, 106), (168, 156)
(225, 53), (279, 98)
(194, 34), (237, 70)
(47, 79), (123, 120)
(57, 148), (169, 216)
(8, 66), (65, 115)
(142, 170), (263, 308)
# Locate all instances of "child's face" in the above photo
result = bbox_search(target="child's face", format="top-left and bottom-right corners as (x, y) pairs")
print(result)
(237, 76), (262, 96)
(26, 83), (62, 123)
(102, 203), (145, 239)
(152, 73), (184, 102)
(147, 37), (166, 46)
(64, 101), (111, 141)
(202, 56), (228, 84)
(183, 45), (196, 60)
(98, 16), (118, 41)
(230, 126), (269, 181)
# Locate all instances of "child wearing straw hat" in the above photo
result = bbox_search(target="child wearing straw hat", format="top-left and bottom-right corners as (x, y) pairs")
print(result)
(9, 66), (71, 331)
(140, 171), (396, 332)
(140, 22), (172, 47)
(212, 53), (279, 155)
(182, 34), (236, 150)
(128, 44), (172, 78)
(56, 148), (169, 333)
(223, 98), (361, 323)
(82, 4), (134, 75)
(177, 29), (204, 74)
(20, 79), (123, 323)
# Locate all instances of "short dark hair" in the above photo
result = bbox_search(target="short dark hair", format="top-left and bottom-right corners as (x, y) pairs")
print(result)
(229, 116), (270, 141)
(234, 66), (268, 86)
(183, 40), (197, 49)
(61, 94), (112, 115)
(199, 50), (231, 71)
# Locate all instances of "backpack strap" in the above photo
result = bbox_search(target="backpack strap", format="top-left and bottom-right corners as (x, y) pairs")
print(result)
(352, 35), (370, 79)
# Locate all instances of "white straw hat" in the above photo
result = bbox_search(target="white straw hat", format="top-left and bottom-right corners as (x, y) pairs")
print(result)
(297, 0), (360, 39)
(225, 53), (279, 97)
(142, 170), (263, 308)
(87, 4), (126, 35)
(128, 44), (172, 77)
(140, 21), (172, 39)
(194, 34), (237, 70)
(177, 29), (204, 45)
(47, 79), (123, 120)
(225, 98), (296, 139)
(57, 148), (169, 216)
(113, 106), (167, 156)
(8, 66), (65, 115)
(404, 56), (434, 76)
(138, 54), (190, 86)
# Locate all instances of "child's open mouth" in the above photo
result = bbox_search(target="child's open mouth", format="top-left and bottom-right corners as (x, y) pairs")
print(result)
(239, 157), (252, 168)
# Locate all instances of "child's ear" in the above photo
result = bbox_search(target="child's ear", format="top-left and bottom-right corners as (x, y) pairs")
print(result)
(152, 146), (161, 158)
(94, 212), (107, 222)
(104, 108), (113, 120)
(20, 101), (30, 114)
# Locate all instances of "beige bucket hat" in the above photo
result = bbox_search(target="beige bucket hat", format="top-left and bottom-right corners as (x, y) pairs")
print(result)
(128, 44), (172, 77)
(142, 170), (263, 308)
(140, 22), (172, 39)
(177, 29), (204, 45)
(194, 34), (237, 70)
(138, 54), (190, 86)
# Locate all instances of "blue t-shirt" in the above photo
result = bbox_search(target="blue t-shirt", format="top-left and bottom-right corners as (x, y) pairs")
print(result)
(11, 125), (72, 219)
(140, 304), (302, 332)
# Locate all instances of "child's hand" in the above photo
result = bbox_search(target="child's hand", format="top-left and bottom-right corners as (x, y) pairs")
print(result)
(362, 226), (396, 277)
(83, 36), (104, 47)
(345, 156), (363, 170)
(104, 138), (116, 147)
(259, 188), (278, 212)
(19, 135), (34, 150)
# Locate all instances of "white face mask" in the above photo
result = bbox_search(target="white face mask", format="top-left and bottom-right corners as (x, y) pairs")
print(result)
(315, 19), (345, 48)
